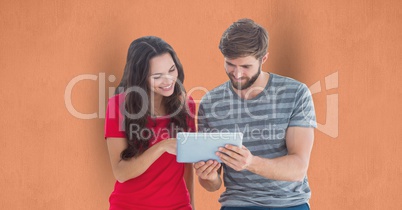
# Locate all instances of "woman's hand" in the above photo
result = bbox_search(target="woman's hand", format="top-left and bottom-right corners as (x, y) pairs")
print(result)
(159, 138), (177, 155)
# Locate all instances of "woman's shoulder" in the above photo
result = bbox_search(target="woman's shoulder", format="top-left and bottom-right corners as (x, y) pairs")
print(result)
(187, 95), (195, 105)
(108, 93), (125, 106)
(186, 95), (196, 114)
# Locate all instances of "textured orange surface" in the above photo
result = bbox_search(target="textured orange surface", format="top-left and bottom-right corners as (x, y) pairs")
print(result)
(1, 0), (401, 209)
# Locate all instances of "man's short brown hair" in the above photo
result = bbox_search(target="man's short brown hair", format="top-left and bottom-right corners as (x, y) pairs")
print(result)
(219, 18), (269, 59)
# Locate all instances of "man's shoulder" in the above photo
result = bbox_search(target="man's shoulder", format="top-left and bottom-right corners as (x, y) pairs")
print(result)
(270, 73), (312, 102)
(270, 73), (305, 88)
(199, 81), (231, 105)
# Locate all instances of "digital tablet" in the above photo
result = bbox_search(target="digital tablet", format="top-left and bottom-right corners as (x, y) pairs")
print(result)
(176, 132), (243, 163)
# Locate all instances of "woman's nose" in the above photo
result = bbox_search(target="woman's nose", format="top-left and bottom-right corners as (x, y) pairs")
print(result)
(162, 74), (174, 82)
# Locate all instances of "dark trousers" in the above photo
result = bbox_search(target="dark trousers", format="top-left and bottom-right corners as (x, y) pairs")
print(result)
(220, 203), (310, 210)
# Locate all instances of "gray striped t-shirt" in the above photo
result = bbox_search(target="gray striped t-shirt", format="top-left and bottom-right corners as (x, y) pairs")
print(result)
(197, 73), (317, 208)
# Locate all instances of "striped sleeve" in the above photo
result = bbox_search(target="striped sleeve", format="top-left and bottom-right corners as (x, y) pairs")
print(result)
(288, 84), (317, 128)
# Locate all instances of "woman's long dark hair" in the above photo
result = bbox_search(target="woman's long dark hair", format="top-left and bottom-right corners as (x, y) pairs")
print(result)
(115, 36), (189, 160)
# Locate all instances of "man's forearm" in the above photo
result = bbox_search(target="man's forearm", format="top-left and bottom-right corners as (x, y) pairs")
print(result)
(247, 154), (309, 182)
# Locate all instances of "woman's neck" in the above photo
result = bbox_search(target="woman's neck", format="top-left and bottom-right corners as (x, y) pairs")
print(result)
(150, 94), (165, 117)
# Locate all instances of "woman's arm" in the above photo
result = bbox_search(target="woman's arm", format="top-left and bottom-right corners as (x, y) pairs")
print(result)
(184, 163), (195, 209)
(106, 137), (176, 183)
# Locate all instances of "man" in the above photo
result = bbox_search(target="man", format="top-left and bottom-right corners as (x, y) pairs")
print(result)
(194, 19), (316, 210)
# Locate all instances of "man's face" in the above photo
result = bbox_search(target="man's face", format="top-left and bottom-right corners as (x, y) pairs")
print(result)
(224, 55), (262, 90)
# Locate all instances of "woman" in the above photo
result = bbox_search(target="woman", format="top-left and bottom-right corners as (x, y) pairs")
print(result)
(104, 36), (195, 210)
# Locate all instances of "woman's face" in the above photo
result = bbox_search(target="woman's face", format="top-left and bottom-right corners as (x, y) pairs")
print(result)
(147, 53), (178, 99)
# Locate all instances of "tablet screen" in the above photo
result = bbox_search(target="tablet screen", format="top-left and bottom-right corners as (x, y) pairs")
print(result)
(176, 132), (243, 163)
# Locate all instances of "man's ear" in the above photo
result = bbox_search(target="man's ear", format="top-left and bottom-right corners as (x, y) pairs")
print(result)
(261, 52), (269, 64)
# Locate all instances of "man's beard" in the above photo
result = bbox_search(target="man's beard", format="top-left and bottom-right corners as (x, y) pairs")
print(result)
(229, 67), (261, 90)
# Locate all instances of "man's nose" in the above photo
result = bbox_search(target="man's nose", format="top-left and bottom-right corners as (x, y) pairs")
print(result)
(233, 67), (242, 78)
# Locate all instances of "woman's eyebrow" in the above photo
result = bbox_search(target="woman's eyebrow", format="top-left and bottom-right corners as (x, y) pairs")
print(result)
(151, 65), (176, 76)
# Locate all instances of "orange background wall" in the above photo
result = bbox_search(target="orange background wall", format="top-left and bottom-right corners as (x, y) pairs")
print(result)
(1, 0), (401, 209)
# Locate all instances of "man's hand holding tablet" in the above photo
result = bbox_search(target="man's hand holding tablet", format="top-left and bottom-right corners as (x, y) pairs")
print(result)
(176, 132), (243, 192)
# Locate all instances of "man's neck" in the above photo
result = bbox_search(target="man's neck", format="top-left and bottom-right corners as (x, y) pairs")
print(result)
(233, 72), (270, 100)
